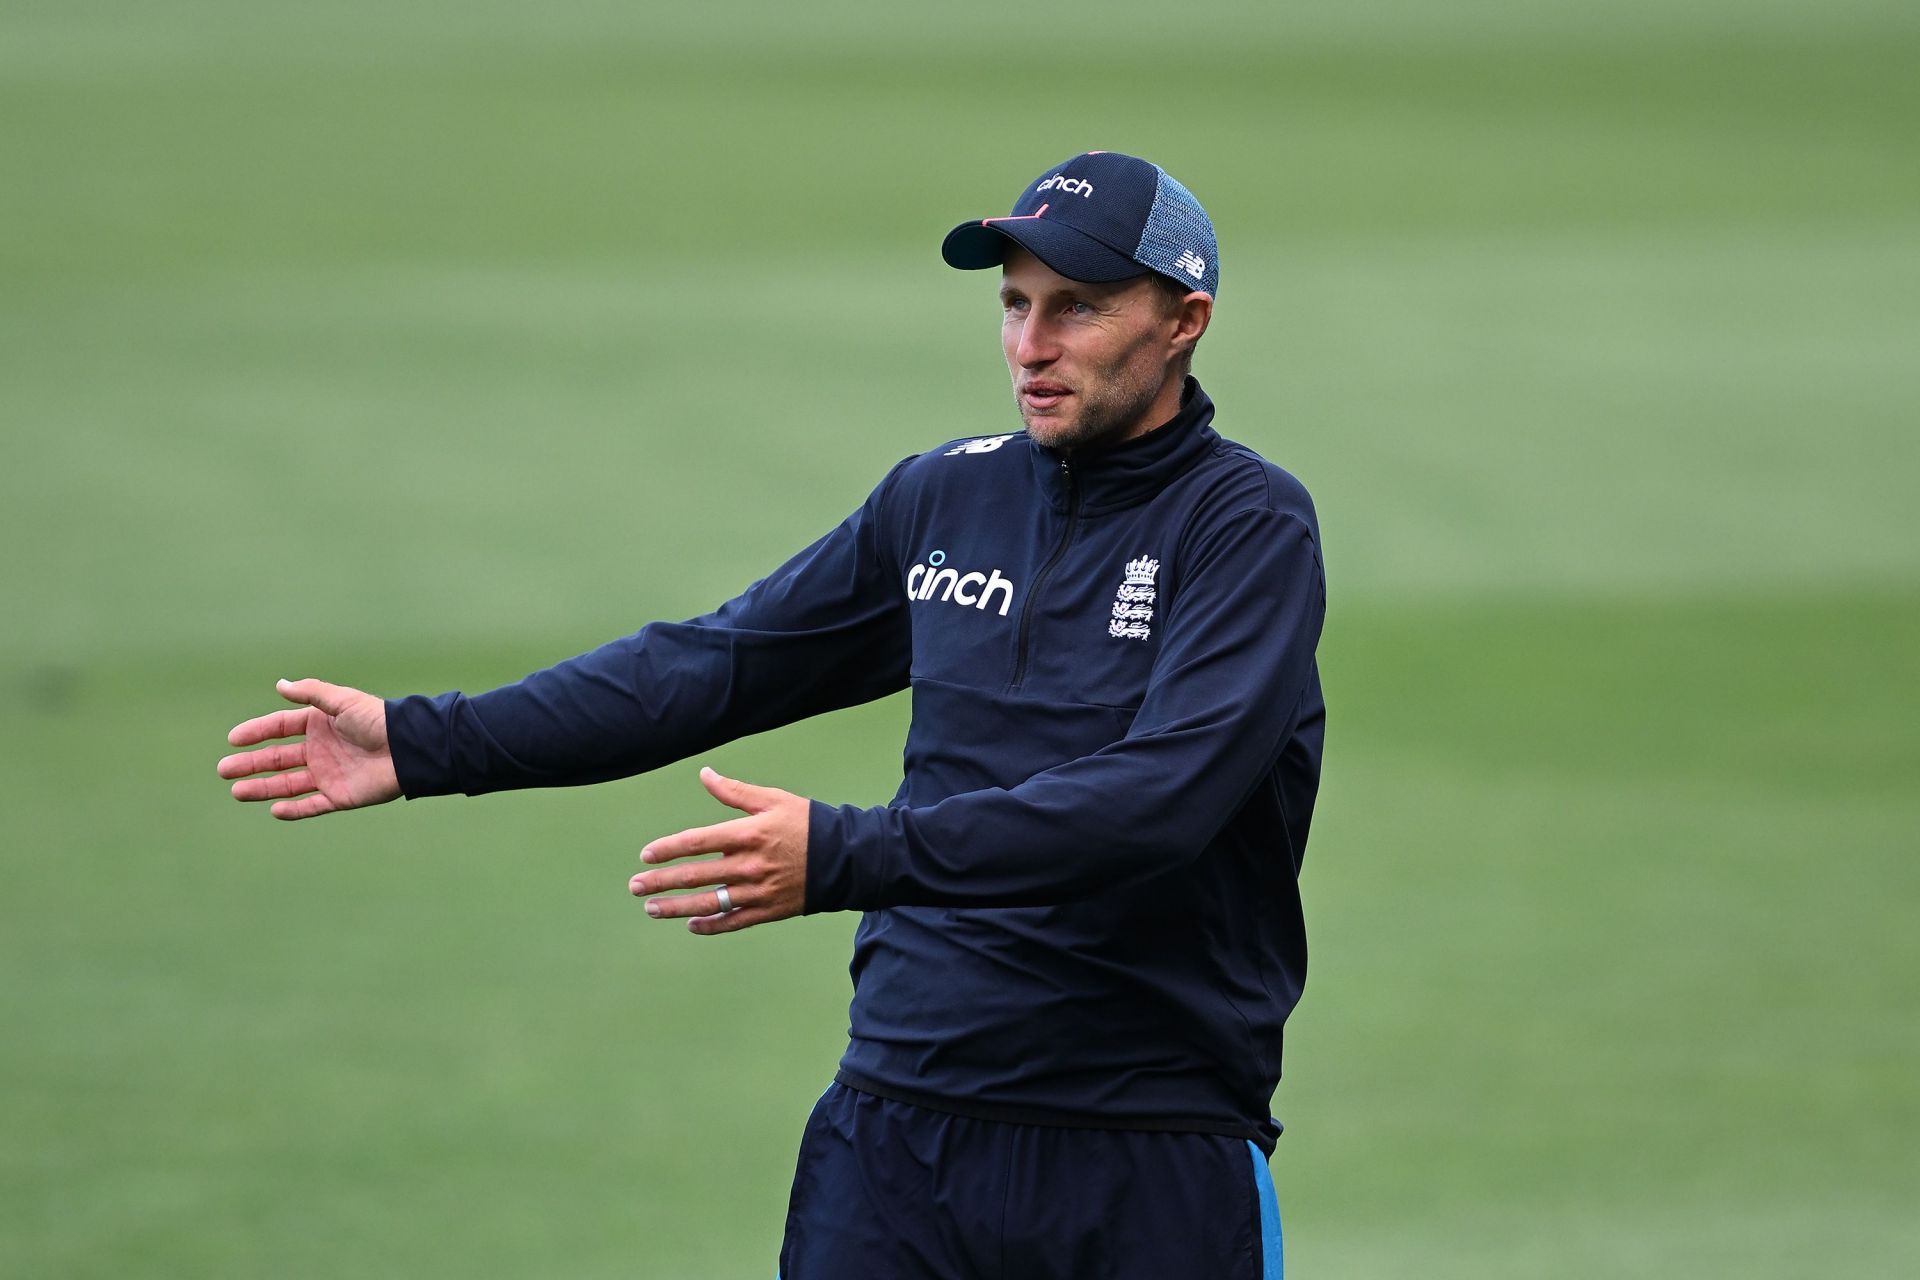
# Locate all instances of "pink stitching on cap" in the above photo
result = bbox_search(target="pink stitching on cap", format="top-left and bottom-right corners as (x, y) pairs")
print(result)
(983, 202), (1049, 225)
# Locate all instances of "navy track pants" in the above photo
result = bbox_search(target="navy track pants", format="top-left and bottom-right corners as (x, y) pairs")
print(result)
(778, 1083), (1283, 1279)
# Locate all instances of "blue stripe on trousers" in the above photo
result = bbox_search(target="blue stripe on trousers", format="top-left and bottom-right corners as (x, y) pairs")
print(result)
(1248, 1141), (1284, 1279)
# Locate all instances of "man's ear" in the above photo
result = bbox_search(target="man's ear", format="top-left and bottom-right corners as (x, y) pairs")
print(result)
(1171, 292), (1212, 359)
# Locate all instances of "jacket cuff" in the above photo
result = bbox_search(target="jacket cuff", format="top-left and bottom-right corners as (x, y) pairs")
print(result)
(805, 799), (889, 914)
(383, 692), (464, 799)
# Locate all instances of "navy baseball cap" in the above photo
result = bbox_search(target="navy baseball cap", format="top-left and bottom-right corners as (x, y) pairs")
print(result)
(942, 151), (1219, 298)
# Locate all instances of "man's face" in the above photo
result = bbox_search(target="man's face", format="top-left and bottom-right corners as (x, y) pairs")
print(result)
(999, 247), (1181, 452)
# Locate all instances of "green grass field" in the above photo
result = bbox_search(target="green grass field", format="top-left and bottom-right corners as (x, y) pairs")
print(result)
(5, 3), (1917, 1275)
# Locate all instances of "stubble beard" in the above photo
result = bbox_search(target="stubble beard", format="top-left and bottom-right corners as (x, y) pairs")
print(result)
(1015, 354), (1170, 454)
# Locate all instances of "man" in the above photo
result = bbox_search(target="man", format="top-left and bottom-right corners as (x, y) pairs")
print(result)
(220, 151), (1324, 1278)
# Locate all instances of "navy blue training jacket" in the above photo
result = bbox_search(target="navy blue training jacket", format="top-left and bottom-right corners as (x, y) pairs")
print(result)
(386, 379), (1326, 1152)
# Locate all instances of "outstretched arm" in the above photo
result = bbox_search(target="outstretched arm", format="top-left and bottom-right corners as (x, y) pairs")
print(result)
(221, 458), (915, 820)
(219, 678), (401, 820)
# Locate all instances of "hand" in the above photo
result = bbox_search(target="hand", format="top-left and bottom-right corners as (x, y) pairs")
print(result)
(219, 678), (401, 820)
(630, 767), (810, 935)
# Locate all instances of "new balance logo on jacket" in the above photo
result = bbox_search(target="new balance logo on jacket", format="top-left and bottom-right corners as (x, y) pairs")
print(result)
(944, 434), (1016, 456)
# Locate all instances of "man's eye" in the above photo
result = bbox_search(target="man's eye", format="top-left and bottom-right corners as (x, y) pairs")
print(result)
(1069, 301), (1094, 316)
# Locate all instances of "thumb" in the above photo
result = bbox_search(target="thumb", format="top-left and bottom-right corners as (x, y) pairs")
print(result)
(700, 765), (776, 815)
(277, 677), (359, 718)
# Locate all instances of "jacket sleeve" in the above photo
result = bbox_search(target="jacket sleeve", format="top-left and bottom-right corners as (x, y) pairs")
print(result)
(805, 505), (1324, 910)
(384, 459), (915, 798)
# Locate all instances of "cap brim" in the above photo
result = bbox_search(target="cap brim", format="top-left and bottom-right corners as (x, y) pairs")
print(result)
(941, 219), (1149, 284)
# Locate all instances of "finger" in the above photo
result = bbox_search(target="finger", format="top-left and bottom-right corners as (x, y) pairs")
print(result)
(217, 742), (307, 779)
(630, 854), (754, 897)
(640, 817), (758, 864)
(271, 792), (339, 821)
(276, 677), (359, 718)
(228, 708), (312, 747)
(688, 905), (778, 936)
(643, 884), (753, 920)
(698, 765), (780, 815)
(231, 768), (318, 803)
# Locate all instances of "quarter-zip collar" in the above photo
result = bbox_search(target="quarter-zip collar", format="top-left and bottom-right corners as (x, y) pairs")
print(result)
(1026, 377), (1219, 516)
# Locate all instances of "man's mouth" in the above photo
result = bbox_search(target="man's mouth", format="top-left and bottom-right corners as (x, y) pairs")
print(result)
(1020, 382), (1072, 412)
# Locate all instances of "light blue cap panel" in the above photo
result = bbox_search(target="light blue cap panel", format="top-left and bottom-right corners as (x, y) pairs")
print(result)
(1134, 168), (1220, 297)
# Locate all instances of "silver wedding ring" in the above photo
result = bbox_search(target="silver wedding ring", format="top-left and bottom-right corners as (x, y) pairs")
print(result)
(715, 885), (735, 913)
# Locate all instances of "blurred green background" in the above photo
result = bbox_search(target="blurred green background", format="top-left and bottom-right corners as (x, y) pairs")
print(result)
(5, 1), (1917, 1275)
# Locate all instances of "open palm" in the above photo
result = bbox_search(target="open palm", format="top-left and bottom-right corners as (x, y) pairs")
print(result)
(219, 678), (401, 820)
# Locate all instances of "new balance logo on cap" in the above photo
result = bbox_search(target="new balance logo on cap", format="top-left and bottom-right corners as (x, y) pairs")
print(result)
(1174, 250), (1207, 280)
(1036, 174), (1094, 198)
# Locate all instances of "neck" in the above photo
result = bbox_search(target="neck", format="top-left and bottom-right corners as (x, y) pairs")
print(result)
(1115, 372), (1191, 445)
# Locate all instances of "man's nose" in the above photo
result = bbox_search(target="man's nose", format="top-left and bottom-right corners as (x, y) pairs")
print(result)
(1013, 314), (1059, 368)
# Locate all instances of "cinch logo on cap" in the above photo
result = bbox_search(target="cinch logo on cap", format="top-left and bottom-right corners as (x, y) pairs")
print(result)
(1035, 173), (1093, 198)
